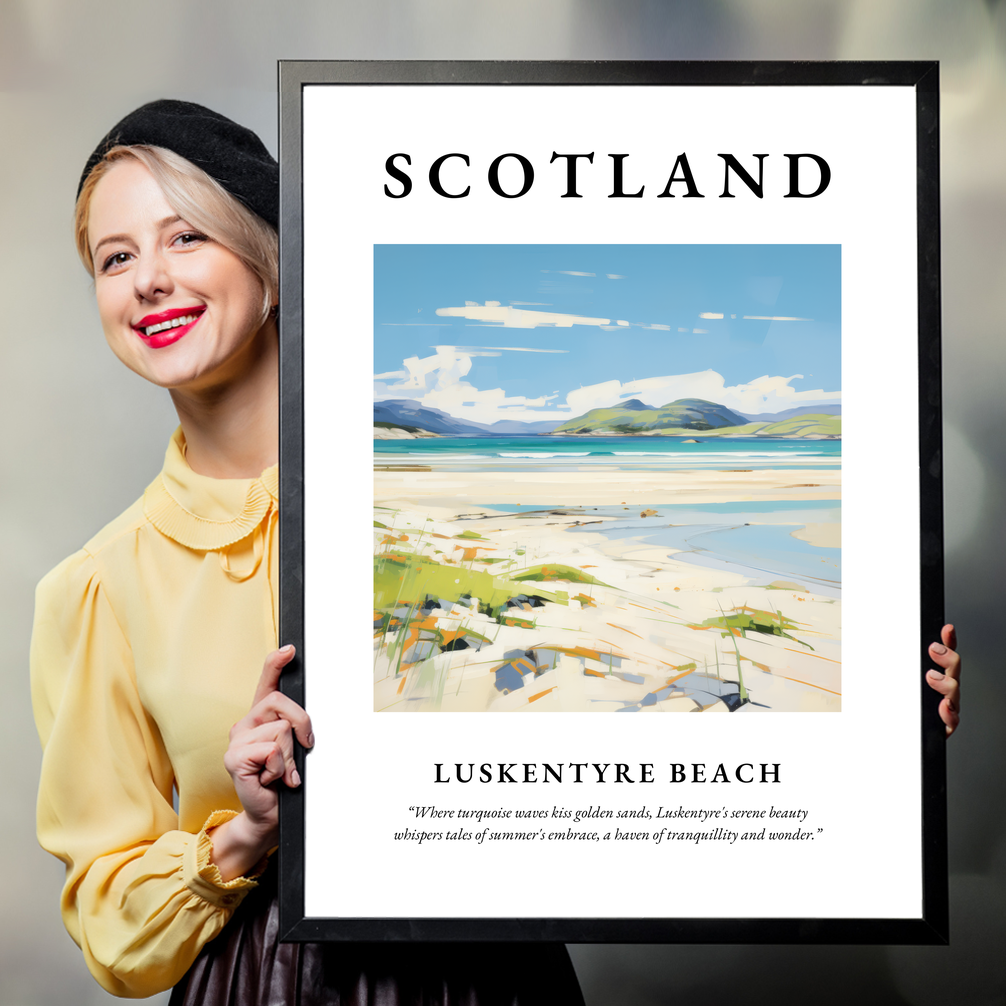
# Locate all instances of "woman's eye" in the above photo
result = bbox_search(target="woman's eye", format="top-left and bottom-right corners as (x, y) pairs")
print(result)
(173, 231), (208, 248)
(101, 251), (131, 273)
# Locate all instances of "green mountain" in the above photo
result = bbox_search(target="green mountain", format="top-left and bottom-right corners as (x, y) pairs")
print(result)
(552, 397), (748, 434)
(693, 414), (841, 438)
(755, 414), (841, 437)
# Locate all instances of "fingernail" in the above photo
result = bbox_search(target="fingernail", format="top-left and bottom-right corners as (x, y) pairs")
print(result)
(927, 669), (944, 680)
(292, 768), (301, 787)
(306, 732), (315, 748)
(280, 644), (295, 654)
(931, 643), (947, 655)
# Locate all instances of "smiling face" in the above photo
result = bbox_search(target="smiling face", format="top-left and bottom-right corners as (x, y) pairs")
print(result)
(87, 158), (272, 393)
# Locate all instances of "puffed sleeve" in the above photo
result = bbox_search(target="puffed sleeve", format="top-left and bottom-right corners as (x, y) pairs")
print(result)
(31, 549), (262, 998)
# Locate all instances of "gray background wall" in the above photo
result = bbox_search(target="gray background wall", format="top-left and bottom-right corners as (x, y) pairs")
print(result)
(1, 2), (1002, 1003)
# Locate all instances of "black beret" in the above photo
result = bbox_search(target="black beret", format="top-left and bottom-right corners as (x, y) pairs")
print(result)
(77, 99), (278, 228)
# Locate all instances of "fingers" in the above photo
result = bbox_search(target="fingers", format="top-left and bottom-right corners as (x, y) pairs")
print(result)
(252, 644), (297, 706)
(925, 627), (957, 676)
(928, 644), (961, 679)
(939, 697), (960, 737)
(225, 645), (313, 802)
(233, 689), (314, 751)
(928, 631), (961, 683)
(225, 739), (289, 788)
(244, 644), (314, 750)
(926, 667), (959, 707)
(926, 625), (960, 738)
(252, 740), (288, 788)
(941, 623), (957, 653)
(921, 688), (961, 736)
(926, 665), (960, 738)
(227, 720), (301, 788)
(249, 720), (299, 788)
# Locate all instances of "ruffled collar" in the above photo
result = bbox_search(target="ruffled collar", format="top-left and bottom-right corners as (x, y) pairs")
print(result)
(143, 428), (278, 551)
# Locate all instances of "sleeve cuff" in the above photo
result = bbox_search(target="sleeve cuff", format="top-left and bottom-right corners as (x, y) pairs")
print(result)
(182, 810), (269, 909)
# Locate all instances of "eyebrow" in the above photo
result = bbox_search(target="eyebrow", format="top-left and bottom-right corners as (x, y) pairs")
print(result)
(91, 215), (185, 258)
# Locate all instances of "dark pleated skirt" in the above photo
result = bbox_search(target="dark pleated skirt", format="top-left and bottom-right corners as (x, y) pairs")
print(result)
(169, 869), (584, 1006)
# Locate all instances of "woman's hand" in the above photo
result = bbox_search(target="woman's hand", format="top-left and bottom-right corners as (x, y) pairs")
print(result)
(209, 645), (314, 881)
(926, 624), (961, 738)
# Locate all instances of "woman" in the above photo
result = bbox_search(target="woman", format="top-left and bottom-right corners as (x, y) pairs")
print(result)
(31, 100), (586, 1003)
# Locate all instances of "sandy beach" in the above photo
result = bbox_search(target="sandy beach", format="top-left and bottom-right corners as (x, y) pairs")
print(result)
(374, 467), (839, 507)
(374, 468), (841, 714)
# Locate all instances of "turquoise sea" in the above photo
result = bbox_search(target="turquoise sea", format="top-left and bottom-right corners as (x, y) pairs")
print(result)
(374, 435), (841, 472)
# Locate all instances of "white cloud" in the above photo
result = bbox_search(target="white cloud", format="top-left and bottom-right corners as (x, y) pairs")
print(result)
(699, 312), (724, 320)
(743, 315), (813, 321)
(437, 302), (680, 333)
(563, 370), (840, 417)
(448, 345), (569, 354)
(435, 303), (610, 328)
(376, 347), (840, 425)
(373, 345), (559, 424)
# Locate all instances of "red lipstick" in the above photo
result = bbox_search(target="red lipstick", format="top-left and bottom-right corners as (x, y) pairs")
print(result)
(132, 306), (205, 349)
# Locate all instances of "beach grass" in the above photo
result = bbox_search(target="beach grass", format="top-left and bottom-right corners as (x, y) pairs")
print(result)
(372, 496), (841, 713)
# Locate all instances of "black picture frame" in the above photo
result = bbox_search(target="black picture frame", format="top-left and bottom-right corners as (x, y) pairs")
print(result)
(277, 60), (945, 944)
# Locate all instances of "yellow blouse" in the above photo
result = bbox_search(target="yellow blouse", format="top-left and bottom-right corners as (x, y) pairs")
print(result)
(31, 428), (279, 998)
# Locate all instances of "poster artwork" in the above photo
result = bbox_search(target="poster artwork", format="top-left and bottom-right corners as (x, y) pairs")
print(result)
(373, 243), (841, 715)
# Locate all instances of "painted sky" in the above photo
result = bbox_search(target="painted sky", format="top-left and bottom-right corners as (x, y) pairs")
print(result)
(374, 244), (840, 423)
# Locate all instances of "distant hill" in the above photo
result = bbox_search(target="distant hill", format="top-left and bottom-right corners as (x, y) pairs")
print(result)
(374, 401), (472, 436)
(751, 414), (841, 438)
(690, 414), (841, 438)
(552, 398), (748, 434)
(375, 400), (561, 437)
(736, 404), (841, 422)
(374, 398), (841, 439)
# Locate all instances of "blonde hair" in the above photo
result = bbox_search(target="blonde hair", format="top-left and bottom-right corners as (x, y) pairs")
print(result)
(75, 145), (278, 323)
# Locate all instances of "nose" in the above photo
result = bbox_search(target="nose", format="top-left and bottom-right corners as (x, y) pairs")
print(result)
(133, 247), (173, 303)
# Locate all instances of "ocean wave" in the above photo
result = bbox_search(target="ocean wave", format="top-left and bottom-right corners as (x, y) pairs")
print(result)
(611, 450), (826, 458)
(497, 452), (591, 458)
(402, 453), (486, 460)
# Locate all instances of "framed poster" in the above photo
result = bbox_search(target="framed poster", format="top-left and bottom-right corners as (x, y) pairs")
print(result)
(277, 61), (946, 943)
